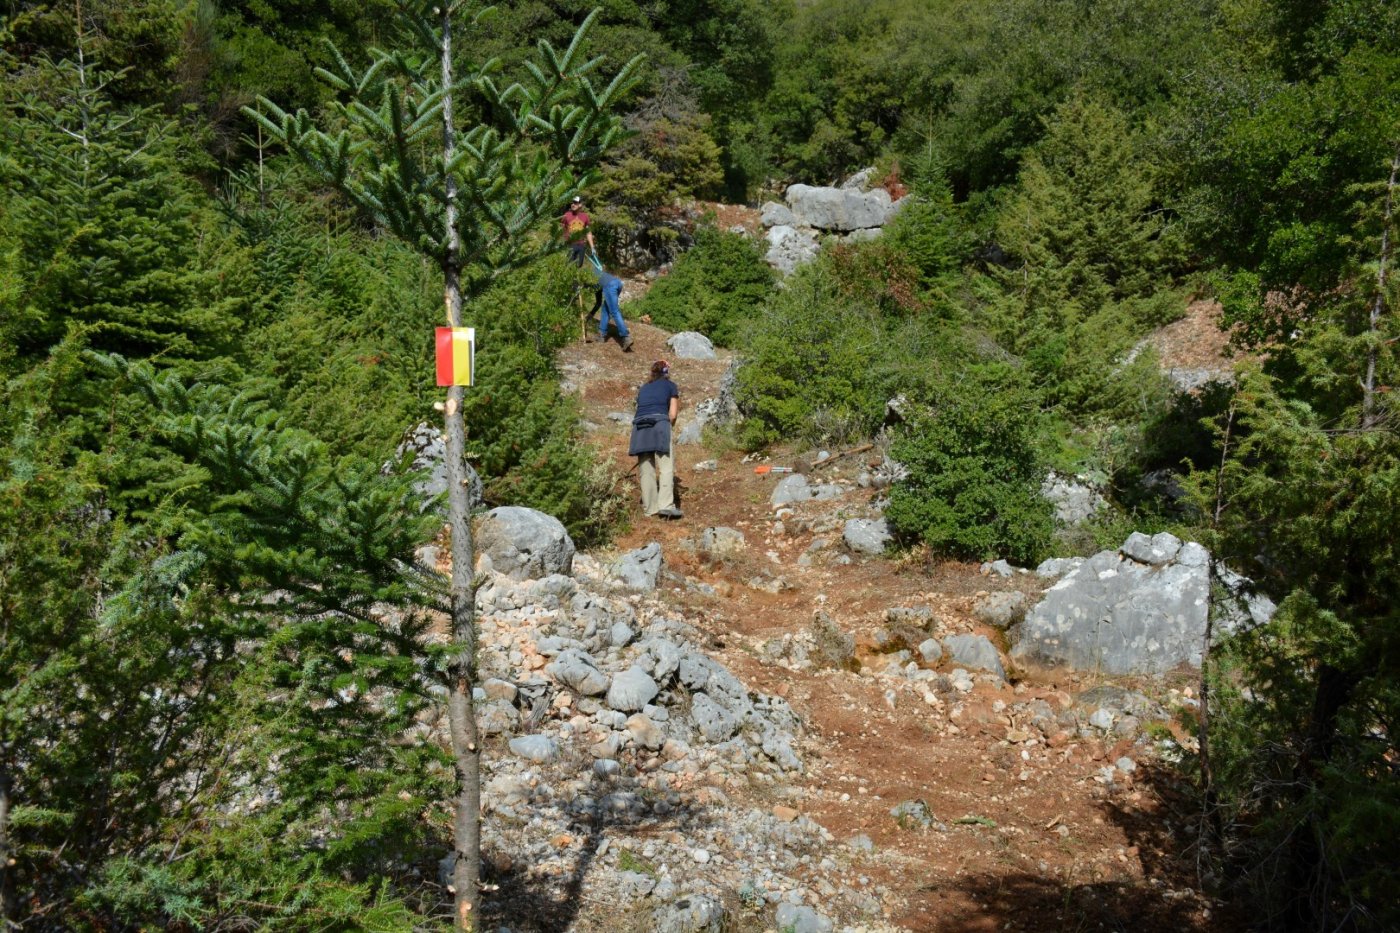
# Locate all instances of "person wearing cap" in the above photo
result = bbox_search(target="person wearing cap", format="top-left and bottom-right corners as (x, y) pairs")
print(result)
(562, 195), (594, 266)
(628, 360), (681, 519)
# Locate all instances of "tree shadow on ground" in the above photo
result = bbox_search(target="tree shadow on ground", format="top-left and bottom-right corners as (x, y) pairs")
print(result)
(910, 761), (1241, 933)
(476, 790), (714, 932)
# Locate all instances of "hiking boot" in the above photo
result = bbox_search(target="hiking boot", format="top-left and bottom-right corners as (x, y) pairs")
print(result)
(622, 334), (634, 352)
(657, 507), (683, 519)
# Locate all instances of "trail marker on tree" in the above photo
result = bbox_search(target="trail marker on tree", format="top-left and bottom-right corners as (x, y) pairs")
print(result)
(436, 327), (476, 386)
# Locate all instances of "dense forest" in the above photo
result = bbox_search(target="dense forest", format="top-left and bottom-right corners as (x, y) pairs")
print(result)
(2, 0), (1397, 929)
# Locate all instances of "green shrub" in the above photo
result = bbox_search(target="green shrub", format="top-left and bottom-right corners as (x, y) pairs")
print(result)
(881, 179), (973, 294)
(885, 373), (1055, 565)
(734, 262), (889, 448)
(734, 255), (965, 449)
(633, 226), (774, 345)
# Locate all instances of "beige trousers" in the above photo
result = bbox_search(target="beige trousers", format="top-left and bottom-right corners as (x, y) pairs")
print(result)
(638, 443), (675, 515)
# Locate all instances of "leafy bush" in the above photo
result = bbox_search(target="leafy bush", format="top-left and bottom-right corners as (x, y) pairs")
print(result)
(885, 373), (1055, 565)
(632, 226), (774, 345)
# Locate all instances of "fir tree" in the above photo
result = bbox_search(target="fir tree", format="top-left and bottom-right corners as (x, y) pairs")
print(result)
(246, 3), (640, 924)
(0, 49), (246, 371)
(1198, 139), (1400, 931)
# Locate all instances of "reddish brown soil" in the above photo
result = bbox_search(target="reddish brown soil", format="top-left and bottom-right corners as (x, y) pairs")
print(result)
(559, 312), (1236, 932)
(1144, 299), (1253, 376)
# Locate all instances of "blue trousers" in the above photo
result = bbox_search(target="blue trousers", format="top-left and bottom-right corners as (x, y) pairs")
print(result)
(599, 279), (628, 338)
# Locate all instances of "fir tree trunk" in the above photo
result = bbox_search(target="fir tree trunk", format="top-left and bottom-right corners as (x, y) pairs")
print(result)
(0, 757), (13, 928)
(439, 7), (483, 929)
(0, 756), (11, 924)
(1363, 142), (1400, 429)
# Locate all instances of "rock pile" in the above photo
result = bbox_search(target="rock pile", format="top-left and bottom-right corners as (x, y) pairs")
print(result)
(430, 507), (898, 930)
(761, 169), (908, 274)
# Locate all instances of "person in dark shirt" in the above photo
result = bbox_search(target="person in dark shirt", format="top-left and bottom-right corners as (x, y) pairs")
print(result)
(628, 360), (681, 519)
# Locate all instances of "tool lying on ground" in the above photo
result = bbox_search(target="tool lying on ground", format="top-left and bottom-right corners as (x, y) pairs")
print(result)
(808, 442), (874, 470)
(753, 465), (794, 475)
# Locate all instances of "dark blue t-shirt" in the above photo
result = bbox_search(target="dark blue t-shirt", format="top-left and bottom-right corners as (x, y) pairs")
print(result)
(635, 378), (678, 419)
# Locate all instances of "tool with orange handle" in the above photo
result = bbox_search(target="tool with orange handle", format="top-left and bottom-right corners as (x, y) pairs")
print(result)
(753, 465), (794, 475)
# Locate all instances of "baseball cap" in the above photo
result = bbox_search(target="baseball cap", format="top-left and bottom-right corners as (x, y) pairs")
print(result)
(571, 195), (582, 204)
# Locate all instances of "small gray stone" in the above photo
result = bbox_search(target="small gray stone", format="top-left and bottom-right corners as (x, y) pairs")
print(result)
(942, 633), (1006, 679)
(693, 459), (718, 472)
(1115, 756), (1137, 774)
(774, 903), (833, 933)
(760, 200), (796, 227)
(666, 331), (717, 360)
(843, 518), (892, 556)
(547, 649), (610, 696)
(918, 638), (943, 663)
(1121, 531), (1183, 566)
(608, 666), (660, 712)
(1178, 541), (1211, 568)
(1035, 557), (1084, 579)
(973, 591), (1028, 629)
(980, 559), (1016, 577)
(475, 506), (575, 580)
(477, 699), (519, 735)
(690, 692), (738, 742)
(507, 734), (558, 763)
(647, 638), (683, 682)
(593, 758), (622, 779)
(770, 474), (812, 507)
(613, 542), (663, 590)
(610, 621), (637, 648)
(1089, 708), (1115, 730)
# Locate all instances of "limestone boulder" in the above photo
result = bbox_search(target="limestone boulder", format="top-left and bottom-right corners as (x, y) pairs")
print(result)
(475, 506), (575, 580)
(1011, 533), (1257, 675)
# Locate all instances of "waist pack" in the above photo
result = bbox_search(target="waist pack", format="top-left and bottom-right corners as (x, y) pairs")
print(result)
(633, 415), (660, 429)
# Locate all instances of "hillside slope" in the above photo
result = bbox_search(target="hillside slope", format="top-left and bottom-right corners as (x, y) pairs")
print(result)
(538, 318), (1231, 931)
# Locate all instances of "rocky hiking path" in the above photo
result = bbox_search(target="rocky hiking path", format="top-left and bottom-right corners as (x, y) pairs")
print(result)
(537, 321), (1234, 932)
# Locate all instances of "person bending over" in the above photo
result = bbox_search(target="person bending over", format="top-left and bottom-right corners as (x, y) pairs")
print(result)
(595, 270), (632, 351)
(629, 360), (681, 519)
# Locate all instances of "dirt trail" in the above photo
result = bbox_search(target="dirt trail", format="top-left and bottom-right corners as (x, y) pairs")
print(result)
(558, 319), (1230, 932)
